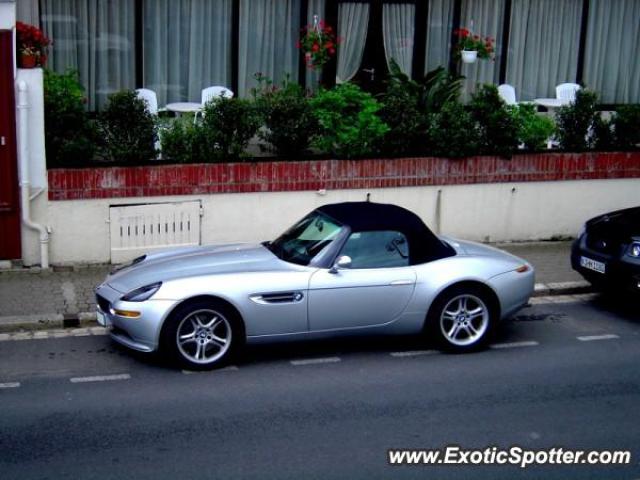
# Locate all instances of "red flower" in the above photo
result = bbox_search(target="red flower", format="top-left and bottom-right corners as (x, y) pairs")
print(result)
(312, 43), (320, 52)
(325, 41), (334, 49)
(329, 48), (335, 55)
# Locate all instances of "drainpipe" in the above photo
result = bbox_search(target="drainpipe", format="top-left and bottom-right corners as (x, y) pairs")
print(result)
(16, 80), (49, 269)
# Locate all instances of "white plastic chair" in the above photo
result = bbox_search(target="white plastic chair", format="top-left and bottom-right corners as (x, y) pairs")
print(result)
(498, 84), (517, 105)
(556, 83), (581, 103)
(135, 88), (167, 157)
(196, 86), (234, 123)
(135, 88), (159, 115)
(201, 86), (234, 106)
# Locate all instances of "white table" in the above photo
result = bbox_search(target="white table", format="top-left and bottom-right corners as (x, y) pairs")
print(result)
(533, 98), (570, 110)
(166, 102), (202, 114)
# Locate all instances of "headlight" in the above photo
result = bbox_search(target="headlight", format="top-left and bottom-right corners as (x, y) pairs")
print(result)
(121, 282), (162, 302)
(628, 242), (640, 258)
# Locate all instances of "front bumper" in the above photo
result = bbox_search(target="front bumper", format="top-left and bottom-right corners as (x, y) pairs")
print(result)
(95, 282), (178, 353)
(571, 236), (640, 292)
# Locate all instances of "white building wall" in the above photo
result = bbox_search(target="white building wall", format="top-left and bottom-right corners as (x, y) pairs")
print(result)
(21, 178), (640, 265)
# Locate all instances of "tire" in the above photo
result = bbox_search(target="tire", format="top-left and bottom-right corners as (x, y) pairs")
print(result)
(161, 299), (244, 370)
(427, 285), (497, 353)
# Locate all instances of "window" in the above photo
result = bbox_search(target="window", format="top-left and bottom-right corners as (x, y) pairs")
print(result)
(506, 0), (583, 100)
(425, 0), (454, 72)
(143, 0), (232, 105)
(584, 0), (640, 104)
(268, 212), (342, 266)
(41, 0), (135, 110)
(340, 231), (410, 269)
(238, 0), (301, 97)
(460, 0), (505, 97)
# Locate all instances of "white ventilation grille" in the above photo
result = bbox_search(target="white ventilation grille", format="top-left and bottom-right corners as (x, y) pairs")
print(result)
(109, 201), (201, 263)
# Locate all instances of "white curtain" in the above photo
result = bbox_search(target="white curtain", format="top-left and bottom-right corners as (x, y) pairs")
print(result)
(460, 0), (505, 98)
(507, 0), (582, 101)
(41, 0), (135, 110)
(238, 0), (300, 97)
(584, 0), (640, 103)
(17, 0), (39, 25)
(144, 0), (232, 105)
(336, 2), (369, 83)
(382, 3), (415, 74)
(305, 0), (326, 91)
(425, 0), (454, 72)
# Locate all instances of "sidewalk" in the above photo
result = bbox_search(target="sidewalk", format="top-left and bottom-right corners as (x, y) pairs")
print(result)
(0, 241), (588, 332)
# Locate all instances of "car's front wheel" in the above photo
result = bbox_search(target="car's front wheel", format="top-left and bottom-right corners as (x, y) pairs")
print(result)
(162, 299), (243, 370)
(428, 286), (496, 352)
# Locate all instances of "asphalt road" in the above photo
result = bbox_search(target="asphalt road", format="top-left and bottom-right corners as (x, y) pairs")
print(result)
(0, 295), (639, 480)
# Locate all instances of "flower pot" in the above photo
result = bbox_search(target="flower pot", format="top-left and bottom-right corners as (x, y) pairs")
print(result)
(20, 53), (37, 68)
(461, 50), (478, 64)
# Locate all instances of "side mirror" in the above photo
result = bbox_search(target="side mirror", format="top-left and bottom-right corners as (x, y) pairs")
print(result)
(329, 255), (352, 274)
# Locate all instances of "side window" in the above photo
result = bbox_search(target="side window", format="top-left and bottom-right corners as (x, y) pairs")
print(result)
(340, 231), (410, 269)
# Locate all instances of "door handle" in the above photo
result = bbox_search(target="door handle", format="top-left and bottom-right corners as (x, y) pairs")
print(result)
(362, 68), (375, 81)
(389, 280), (413, 286)
(1, 136), (5, 146)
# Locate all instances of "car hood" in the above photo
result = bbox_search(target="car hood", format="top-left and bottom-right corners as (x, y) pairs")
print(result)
(106, 243), (293, 293)
(586, 206), (640, 241)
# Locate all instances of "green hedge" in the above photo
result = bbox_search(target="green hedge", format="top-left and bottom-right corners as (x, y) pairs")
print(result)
(43, 69), (640, 166)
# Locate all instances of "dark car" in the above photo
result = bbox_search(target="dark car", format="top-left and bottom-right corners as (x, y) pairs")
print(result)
(571, 206), (640, 293)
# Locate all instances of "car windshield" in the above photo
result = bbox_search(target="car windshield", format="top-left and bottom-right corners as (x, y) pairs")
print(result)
(266, 212), (343, 265)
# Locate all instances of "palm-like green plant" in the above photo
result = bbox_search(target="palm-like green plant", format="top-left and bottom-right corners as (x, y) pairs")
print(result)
(378, 60), (464, 155)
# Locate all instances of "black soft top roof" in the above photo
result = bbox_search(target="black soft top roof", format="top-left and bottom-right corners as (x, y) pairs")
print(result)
(316, 202), (455, 263)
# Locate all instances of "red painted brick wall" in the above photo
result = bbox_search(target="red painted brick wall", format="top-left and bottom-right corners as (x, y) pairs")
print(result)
(48, 152), (640, 201)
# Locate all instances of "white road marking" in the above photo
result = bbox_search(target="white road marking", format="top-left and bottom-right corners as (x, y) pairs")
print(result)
(490, 340), (539, 349)
(577, 334), (620, 342)
(70, 373), (131, 383)
(182, 366), (239, 374)
(0, 382), (21, 389)
(390, 350), (438, 357)
(290, 356), (341, 366)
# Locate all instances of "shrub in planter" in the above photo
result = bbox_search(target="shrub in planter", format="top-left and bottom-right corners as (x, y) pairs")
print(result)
(43, 69), (98, 166)
(593, 115), (616, 151)
(510, 103), (555, 151)
(100, 90), (157, 163)
(427, 101), (480, 158)
(469, 84), (519, 157)
(202, 97), (261, 160)
(310, 83), (389, 158)
(254, 77), (318, 156)
(555, 89), (598, 152)
(378, 61), (464, 155)
(160, 118), (214, 164)
(612, 105), (640, 150)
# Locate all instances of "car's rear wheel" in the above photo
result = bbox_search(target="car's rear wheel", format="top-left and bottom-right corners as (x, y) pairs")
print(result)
(162, 299), (243, 370)
(428, 285), (496, 352)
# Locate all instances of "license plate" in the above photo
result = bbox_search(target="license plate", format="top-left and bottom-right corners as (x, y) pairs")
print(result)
(96, 310), (110, 327)
(580, 256), (606, 274)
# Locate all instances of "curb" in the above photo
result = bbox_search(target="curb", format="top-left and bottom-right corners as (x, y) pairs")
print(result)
(0, 282), (594, 334)
(533, 280), (593, 297)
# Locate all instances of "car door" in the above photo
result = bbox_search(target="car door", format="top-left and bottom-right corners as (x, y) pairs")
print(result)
(308, 230), (416, 331)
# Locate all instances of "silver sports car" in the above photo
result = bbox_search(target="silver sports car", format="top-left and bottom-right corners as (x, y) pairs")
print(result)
(95, 202), (534, 369)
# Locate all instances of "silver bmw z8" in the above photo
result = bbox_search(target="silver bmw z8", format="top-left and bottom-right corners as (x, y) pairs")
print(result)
(95, 202), (534, 369)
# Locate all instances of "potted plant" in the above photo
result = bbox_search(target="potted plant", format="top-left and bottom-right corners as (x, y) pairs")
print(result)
(296, 15), (339, 70)
(454, 28), (494, 64)
(16, 21), (51, 68)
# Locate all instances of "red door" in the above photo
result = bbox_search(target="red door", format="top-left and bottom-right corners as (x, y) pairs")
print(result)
(0, 31), (22, 260)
